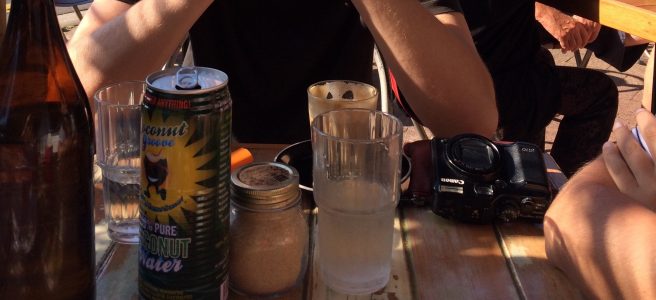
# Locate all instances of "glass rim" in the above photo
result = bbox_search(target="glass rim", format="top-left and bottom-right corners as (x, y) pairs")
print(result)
(310, 108), (403, 143)
(94, 80), (146, 106)
(307, 79), (379, 102)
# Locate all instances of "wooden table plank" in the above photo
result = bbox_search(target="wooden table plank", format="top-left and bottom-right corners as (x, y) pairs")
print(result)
(399, 152), (581, 300)
(401, 206), (519, 299)
(493, 154), (583, 299)
(96, 138), (584, 299)
(495, 223), (584, 300)
(599, 0), (656, 42)
(96, 244), (139, 300)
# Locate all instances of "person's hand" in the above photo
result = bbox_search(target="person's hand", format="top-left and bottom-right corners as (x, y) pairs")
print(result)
(535, 3), (599, 53)
(602, 109), (656, 210)
(572, 15), (601, 44)
(556, 16), (592, 53)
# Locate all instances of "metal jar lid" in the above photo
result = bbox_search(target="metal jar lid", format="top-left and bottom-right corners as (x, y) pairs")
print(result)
(231, 162), (300, 209)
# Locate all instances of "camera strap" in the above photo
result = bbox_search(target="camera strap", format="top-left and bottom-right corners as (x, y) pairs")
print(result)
(402, 139), (435, 206)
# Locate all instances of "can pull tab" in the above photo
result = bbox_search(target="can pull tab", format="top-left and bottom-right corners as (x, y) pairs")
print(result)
(175, 67), (201, 90)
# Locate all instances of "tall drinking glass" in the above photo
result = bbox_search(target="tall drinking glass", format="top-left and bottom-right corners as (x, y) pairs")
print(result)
(311, 109), (403, 294)
(307, 80), (378, 125)
(94, 81), (145, 244)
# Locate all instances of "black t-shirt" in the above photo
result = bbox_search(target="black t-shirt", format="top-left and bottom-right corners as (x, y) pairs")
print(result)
(425, 0), (541, 75)
(115, 0), (374, 143)
(425, 0), (564, 139)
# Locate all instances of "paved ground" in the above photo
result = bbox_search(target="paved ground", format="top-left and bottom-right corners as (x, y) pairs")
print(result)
(49, 6), (652, 149)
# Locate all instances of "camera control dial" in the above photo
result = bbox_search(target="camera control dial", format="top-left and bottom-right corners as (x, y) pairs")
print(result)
(497, 201), (520, 222)
(494, 179), (507, 189)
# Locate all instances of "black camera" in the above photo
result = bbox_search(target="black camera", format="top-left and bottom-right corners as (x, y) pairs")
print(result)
(431, 134), (552, 223)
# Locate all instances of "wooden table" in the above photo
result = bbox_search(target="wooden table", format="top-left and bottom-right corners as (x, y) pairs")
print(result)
(539, 0), (656, 110)
(94, 135), (582, 299)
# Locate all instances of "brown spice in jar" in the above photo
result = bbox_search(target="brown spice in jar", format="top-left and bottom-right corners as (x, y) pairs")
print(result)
(229, 162), (309, 297)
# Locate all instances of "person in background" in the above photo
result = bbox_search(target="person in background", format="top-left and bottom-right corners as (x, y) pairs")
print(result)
(535, 2), (650, 72)
(544, 108), (656, 299)
(67, 0), (496, 144)
(424, 0), (620, 177)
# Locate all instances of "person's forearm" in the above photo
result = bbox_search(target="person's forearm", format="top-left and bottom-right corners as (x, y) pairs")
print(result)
(544, 158), (656, 299)
(68, 0), (214, 100)
(536, 3), (601, 51)
(535, 2), (565, 43)
(351, 0), (497, 138)
(535, 3), (574, 48)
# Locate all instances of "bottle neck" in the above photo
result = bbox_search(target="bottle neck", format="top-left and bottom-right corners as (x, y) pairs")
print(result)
(2, 0), (63, 53)
(0, 0), (90, 110)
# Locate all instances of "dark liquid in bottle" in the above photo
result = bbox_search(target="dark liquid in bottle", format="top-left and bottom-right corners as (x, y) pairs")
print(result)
(0, 102), (95, 299)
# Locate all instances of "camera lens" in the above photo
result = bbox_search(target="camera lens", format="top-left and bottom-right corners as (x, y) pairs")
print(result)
(446, 135), (500, 176)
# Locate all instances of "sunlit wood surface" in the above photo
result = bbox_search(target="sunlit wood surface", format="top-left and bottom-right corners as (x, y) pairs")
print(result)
(95, 133), (581, 299)
(599, 0), (656, 42)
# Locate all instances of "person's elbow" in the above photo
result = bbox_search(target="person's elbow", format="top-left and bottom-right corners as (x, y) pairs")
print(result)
(67, 38), (105, 101)
(447, 72), (497, 138)
(421, 78), (497, 138)
(468, 73), (497, 136)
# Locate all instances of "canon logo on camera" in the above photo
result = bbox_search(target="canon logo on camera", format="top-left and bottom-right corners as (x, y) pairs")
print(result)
(441, 178), (465, 185)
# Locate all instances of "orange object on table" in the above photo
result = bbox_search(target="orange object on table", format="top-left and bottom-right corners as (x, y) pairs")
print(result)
(231, 147), (254, 171)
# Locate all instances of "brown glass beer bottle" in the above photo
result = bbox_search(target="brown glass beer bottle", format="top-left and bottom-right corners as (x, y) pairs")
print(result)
(0, 0), (95, 299)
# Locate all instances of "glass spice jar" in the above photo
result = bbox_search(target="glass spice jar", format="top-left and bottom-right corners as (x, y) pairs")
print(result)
(229, 162), (309, 298)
